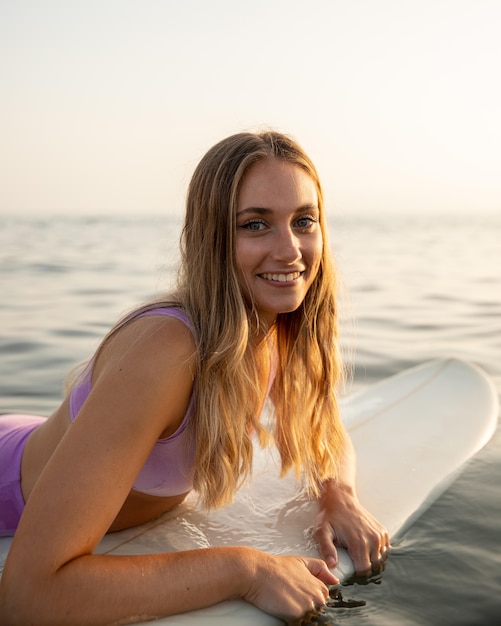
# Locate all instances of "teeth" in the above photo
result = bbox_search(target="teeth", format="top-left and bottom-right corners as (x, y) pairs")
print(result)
(261, 272), (301, 282)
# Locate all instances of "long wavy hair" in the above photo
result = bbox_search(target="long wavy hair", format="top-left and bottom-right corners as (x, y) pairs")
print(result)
(177, 131), (344, 507)
(75, 131), (345, 509)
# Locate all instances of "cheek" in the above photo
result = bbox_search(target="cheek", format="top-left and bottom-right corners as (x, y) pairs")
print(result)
(309, 235), (324, 275)
(235, 238), (261, 272)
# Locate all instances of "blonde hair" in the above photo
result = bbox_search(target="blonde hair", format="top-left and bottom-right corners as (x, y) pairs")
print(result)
(73, 131), (344, 509)
(178, 131), (344, 507)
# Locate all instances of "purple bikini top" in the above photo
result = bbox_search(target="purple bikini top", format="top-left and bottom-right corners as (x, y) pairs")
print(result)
(69, 307), (196, 497)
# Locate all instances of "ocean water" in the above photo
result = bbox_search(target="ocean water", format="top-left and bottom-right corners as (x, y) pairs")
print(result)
(1, 213), (500, 625)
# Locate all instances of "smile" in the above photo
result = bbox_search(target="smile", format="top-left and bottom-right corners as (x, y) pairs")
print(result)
(259, 271), (302, 283)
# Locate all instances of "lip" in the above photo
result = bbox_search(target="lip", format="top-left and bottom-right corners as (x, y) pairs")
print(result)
(258, 271), (304, 284)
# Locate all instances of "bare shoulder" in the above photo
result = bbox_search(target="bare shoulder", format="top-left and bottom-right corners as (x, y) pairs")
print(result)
(85, 313), (198, 440)
(95, 313), (198, 381)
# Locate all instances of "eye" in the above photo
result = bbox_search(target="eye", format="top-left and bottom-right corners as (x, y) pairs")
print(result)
(295, 215), (318, 230)
(240, 219), (267, 232)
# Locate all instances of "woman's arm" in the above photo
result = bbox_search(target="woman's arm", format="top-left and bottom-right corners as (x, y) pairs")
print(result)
(313, 427), (391, 575)
(0, 317), (336, 625)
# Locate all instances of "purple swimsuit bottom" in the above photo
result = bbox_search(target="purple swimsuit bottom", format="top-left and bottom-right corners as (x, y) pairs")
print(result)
(0, 307), (196, 537)
(0, 414), (46, 536)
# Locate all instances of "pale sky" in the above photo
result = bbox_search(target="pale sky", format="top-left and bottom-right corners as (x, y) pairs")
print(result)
(1, 0), (500, 217)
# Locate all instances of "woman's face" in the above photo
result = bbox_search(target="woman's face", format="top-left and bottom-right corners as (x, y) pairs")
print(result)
(235, 158), (323, 326)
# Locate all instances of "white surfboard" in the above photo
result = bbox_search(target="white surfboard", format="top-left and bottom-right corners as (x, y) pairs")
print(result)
(0, 358), (498, 625)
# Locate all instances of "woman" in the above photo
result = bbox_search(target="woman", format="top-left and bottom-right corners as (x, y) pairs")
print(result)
(0, 131), (389, 625)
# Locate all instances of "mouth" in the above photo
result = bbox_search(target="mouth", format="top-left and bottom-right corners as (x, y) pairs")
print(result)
(259, 271), (303, 283)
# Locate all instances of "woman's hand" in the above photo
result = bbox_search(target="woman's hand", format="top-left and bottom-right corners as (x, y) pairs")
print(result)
(241, 550), (338, 623)
(313, 480), (391, 576)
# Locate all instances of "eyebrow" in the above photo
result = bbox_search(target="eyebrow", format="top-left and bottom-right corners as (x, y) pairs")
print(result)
(236, 204), (319, 217)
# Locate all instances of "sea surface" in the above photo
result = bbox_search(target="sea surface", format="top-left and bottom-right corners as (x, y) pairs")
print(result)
(1, 213), (500, 625)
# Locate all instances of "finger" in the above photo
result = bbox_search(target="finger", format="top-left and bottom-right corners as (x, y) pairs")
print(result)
(307, 589), (328, 617)
(369, 531), (391, 567)
(380, 542), (391, 561)
(303, 557), (339, 585)
(291, 597), (326, 626)
(368, 548), (387, 575)
(378, 529), (391, 552)
(313, 525), (339, 569)
(347, 537), (372, 576)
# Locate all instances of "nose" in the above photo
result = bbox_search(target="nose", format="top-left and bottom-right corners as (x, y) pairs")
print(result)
(272, 226), (301, 264)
